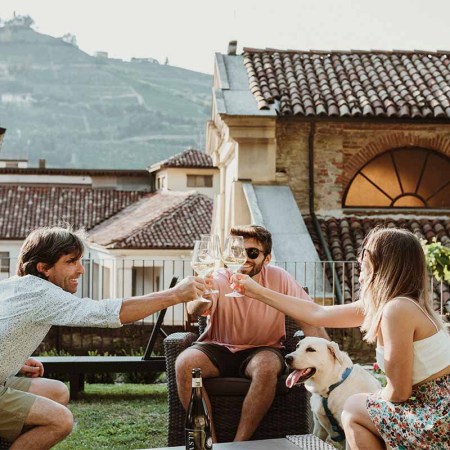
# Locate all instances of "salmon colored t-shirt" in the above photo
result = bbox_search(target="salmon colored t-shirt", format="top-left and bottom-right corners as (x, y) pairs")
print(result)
(197, 265), (311, 352)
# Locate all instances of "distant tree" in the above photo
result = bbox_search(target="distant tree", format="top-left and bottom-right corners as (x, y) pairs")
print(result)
(61, 33), (78, 47)
(164, 57), (169, 65)
(5, 14), (34, 28)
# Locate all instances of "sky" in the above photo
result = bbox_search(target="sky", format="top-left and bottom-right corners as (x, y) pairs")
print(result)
(1, 0), (450, 74)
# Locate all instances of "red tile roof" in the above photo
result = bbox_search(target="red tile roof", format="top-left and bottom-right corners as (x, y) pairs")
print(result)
(88, 191), (213, 249)
(0, 186), (213, 249)
(157, 148), (214, 169)
(0, 186), (147, 239)
(305, 216), (450, 309)
(243, 49), (450, 118)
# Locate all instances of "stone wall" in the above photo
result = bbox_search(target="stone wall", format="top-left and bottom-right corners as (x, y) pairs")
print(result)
(276, 119), (450, 213)
(275, 120), (311, 212)
(35, 324), (374, 364)
(35, 324), (185, 356)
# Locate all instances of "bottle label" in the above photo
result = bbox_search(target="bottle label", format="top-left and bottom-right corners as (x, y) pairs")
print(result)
(185, 429), (213, 449)
(192, 378), (202, 388)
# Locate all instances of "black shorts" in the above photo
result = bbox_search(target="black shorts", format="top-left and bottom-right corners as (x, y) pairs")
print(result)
(190, 342), (286, 378)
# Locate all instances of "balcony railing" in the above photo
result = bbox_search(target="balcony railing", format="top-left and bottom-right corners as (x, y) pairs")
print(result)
(1, 257), (448, 328)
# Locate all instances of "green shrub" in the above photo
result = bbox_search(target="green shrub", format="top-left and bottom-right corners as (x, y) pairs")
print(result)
(39, 349), (72, 356)
(421, 238), (450, 282)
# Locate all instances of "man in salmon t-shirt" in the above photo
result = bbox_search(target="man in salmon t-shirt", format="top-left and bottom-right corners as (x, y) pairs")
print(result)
(175, 225), (328, 442)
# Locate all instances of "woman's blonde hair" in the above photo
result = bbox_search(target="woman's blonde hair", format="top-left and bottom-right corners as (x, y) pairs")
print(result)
(360, 227), (445, 343)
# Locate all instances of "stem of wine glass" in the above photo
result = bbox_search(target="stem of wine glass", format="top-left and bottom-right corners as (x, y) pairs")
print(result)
(194, 269), (216, 298)
(225, 267), (244, 297)
(204, 260), (220, 294)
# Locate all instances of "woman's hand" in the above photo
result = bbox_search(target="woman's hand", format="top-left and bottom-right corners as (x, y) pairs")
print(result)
(230, 273), (263, 298)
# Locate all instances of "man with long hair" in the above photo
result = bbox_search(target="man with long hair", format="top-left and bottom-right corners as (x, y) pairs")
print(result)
(0, 226), (205, 449)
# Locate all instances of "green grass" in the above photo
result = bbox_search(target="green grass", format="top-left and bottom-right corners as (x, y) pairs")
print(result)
(55, 384), (169, 450)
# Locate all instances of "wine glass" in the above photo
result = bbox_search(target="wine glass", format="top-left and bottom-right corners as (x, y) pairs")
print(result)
(200, 234), (221, 294)
(221, 235), (247, 298)
(191, 240), (216, 301)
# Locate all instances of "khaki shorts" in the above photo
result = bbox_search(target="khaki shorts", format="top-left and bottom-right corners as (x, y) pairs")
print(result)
(0, 376), (35, 442)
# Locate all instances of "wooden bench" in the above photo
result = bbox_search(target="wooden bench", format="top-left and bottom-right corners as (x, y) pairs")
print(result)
(37, 276), (178, 398)
(36, 355), (166, 398)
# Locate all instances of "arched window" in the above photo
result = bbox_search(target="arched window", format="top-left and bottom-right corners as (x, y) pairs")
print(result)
(343, 148), (450, 209)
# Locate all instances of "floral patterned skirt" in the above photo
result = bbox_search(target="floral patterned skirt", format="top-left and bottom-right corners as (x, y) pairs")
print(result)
(366, 374), (450, 449)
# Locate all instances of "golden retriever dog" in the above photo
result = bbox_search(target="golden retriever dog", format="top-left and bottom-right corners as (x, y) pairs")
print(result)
(285, 337), (381, 449)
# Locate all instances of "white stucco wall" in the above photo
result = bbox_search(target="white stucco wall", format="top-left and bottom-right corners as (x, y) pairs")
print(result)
(157, 167), (219, 198)
(0, 240), (22, 279)
(0, 174), (91, 185)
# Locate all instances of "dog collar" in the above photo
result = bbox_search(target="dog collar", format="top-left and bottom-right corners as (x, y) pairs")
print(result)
(321, 366), (353, 442)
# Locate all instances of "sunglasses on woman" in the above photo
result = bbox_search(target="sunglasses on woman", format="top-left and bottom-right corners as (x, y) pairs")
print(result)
(357, 247), (370, 269)
(245, 247), (264, 260)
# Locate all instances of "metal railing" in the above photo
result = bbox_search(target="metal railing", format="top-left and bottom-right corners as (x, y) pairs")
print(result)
(1, 257), (448, 328)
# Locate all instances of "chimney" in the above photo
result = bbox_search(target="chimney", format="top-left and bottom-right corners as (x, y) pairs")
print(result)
(227, 40), (237, 56)
(0, 127), (5, 152)
(39, 159), (46, 169)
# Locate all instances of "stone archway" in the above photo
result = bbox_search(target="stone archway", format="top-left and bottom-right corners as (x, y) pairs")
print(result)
(338, 132), (450, 188)
(342, 146), (450, 208)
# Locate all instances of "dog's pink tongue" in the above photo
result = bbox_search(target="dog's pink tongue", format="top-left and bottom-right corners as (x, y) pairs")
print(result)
(286, 370), (302, 388)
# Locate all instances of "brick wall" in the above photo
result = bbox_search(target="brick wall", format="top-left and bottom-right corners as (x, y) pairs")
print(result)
(276, 119), (450, 212)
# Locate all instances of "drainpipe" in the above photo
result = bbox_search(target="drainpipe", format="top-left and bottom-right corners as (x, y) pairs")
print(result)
(308, 121), (343, 304)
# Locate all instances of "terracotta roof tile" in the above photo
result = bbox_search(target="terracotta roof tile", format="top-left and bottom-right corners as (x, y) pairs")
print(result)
(0, 186), (146, 239)
(0, 186), (213, 249)
(159, 148), (214, 169)
(243, 49), (450, 119)
(88, 191), (213, 249)
(305, 216), (450, 310)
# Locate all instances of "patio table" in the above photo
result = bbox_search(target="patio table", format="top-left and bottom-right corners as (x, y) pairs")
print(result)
(147, 434), (336, 449)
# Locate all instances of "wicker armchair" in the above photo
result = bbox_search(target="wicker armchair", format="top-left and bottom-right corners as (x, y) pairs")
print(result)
(164, 314), (312, 446)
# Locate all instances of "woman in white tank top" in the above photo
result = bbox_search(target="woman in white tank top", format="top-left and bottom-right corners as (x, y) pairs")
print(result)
(233, 227), (450, 449)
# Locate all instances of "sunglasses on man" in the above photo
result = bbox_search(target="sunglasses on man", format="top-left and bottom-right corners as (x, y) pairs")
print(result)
(245, 247), (265, 260)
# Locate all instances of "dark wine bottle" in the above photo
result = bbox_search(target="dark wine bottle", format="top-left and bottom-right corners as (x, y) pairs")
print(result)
(185, 368), (213, 450)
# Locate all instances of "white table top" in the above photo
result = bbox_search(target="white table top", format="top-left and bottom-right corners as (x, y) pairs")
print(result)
(147, 438), (300, 449)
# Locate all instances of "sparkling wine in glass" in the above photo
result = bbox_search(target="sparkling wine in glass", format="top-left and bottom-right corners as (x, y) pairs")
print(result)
(191, 240), (216, 301)
(222, 235), (247, 298)
(200, 234), (221, 294)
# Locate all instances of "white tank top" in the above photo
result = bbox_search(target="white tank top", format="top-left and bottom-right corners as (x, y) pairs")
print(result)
(376, 297), (450, 385)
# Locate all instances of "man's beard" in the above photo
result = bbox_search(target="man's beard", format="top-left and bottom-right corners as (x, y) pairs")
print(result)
(239, 260), (265, 278)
